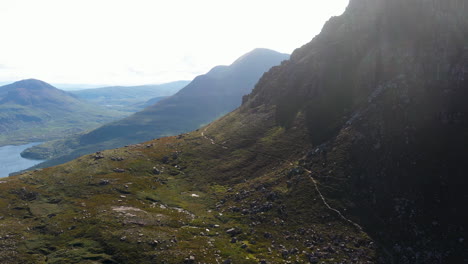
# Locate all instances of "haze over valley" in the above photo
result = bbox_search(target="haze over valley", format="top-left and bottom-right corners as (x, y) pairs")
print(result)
(21, 48), (289, 169)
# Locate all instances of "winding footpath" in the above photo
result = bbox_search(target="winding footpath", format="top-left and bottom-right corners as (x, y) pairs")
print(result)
(303, 168), (363, 231)
(201, 125), (216, 145)
(201, 124), (362, 231)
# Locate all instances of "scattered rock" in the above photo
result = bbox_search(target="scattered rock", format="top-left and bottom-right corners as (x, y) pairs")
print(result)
(152, 167), (161, 175)
(290, 248), (299, 254)
(113, 168), (126, 173)
(266, 191), (280, 201)
(184, 255), (195, 264)
(99, 179), (110, 185)
(11, 187), (38, 201)
(161, 156), (170, 164)
(93, 152), (104, 160)
(308, 256), (319, 263)
(287, 167), (304, 178)
(226, 228), (242, 237)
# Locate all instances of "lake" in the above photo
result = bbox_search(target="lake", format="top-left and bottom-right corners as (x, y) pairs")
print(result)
(0, 143), (45, 178)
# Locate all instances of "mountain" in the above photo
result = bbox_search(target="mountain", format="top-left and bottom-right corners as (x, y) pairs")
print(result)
(22, 48), (289, 165)
(70, 81), (190, 112)
(0, 0), (467, 263)
(243, 0), (468, 261)
(132, 96), (169, 109)
(0, 79), (125, 146)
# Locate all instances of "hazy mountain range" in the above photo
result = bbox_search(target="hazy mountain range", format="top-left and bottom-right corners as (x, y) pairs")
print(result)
(22, 48), (289, 167)
(70, 81), (190, 112)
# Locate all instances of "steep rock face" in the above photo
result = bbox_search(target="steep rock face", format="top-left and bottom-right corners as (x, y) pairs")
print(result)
(241, 0), (468, 262)
(248, 0), (468, 143)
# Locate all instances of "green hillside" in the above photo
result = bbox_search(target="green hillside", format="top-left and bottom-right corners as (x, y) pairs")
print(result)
(0, 79), (125, 146)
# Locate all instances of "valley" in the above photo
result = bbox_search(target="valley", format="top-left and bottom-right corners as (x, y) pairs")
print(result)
(69, 81), (190, 112)
(21, 49), (289, 169)
(0, 79), (189, 176)
(0, 0), (466, 263)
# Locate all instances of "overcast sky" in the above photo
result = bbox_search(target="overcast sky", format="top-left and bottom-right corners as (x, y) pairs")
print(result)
(0, 0), (349, 87)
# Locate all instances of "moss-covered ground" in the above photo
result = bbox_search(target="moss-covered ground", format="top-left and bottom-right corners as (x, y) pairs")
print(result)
(0, 106), (376, 263)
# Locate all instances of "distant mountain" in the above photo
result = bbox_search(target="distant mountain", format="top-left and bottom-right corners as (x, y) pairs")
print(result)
(22, 49), (289, 164)
(131, 96), (169, 109)
(0, 79), (125, 146)
(70, 81), (190, 112)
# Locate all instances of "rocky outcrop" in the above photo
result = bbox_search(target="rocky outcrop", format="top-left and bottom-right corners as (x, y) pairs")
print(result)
(239, 0), (468, 262)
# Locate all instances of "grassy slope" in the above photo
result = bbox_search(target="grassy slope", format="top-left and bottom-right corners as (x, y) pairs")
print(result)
(0, 106), (377, 263)
(0, 102), (124, 147)
(0, 80), (127, 147)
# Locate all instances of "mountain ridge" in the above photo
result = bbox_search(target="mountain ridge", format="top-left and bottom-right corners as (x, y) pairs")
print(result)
(22, 48), (289, 166)
(1, 79), (81, 107)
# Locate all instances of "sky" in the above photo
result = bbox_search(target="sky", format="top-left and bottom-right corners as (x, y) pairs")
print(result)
(0, 0), (349, 88)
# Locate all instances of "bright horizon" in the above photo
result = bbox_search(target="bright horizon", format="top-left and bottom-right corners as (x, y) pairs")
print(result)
(0, 0), (349, 88)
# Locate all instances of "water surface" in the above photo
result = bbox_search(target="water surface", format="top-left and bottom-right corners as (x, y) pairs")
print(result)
(0, 143), (45, 178)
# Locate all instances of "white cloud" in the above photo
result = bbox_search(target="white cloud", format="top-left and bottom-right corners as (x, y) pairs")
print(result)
(0, 0), (349, 86)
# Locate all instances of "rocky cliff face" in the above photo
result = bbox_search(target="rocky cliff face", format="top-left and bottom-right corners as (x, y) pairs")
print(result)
(248, 0), (468, 142)
(241, 0), (468, 262)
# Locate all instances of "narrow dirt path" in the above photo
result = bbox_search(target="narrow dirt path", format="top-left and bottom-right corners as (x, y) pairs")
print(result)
(303, 168), (363, 231)
(201, 123), (361, 230)
(201, 124), (216, 145)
